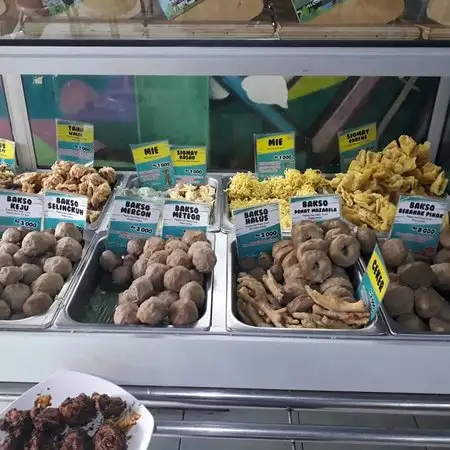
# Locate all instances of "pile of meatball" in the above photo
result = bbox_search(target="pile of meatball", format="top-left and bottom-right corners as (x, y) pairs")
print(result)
(383, 231), (450, 332)
(99, 230), (217, 327)
(0, 223), (83, 320)
(0, 393), (128, 449)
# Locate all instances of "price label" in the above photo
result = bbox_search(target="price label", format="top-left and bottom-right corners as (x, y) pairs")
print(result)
(338, 123), (377, 171)
(390, 195), (447, 258)
(43, 191), (88, 231)
(56, 119), (94, 165)
(233, 202), (282, 261)
(0, 190), (43, 233)
(0, 139), (15, 169)
(255, 132), (296, 180)
(162, 199), (209, 239)
(356, 244), (389, 320)
(290, 195), (341, 224)
(171, 145), (207, 185)
(107, 196), (162, 253)
(130, 140), (175, 191)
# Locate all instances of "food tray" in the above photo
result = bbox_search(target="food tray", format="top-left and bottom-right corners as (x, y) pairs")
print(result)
(0, 238), (94, 330)
(128, 174), (222, 232)
(226, 235), (388, 336)
(54, 232), (215, 333)
(0, 370), (154, 450)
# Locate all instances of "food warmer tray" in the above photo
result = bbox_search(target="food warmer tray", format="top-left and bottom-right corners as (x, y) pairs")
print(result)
(54, 232), (215, 333)
(128, 174), (222, 233)
(226, 235), (388, 337)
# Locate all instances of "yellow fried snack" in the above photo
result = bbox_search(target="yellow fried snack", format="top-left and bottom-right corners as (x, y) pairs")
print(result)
(332, 135), (448, 232)
(227, 169), (331, 230)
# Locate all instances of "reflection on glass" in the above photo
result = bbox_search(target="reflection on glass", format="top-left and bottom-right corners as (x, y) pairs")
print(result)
(0, 77), (13, 143)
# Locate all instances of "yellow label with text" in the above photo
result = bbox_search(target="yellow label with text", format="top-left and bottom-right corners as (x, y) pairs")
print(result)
(366, 250), (389, 301)
(57, 123), (93, 144)
(338, 124), (377, 153)
(256, 133), (295, 155)
(171, 147), (206, 167)
(0, 139), (15, 160)
(132, 141), (171, 165)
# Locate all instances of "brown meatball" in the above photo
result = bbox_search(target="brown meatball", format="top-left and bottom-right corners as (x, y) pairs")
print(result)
(131, 258), (147, 279)
(415, 287), (444, 320)
(356, 227), (378, 255)
(145, 263), (169, 291)
(163, 266), (191, 292)
(23, 292), (53, 317)
(148, 250), (170, 265)
(122, 254), (137, 267)
(92, 394), (126, 420)
(99, 250), (122, 272)
(189, 269), (204, 285)
(60, 429), (90, 450)
(398, 261), (436, 289)
(93, 424), (126, 450)
(142, 237), (165, 257)
(189, 243), (217, 274)
(2, 283), (31, 312)
(321, 219), (351, 234)
(396, 313), (428, 332)
(166, 249), (193, 269)
(165, 238), (189, 254)
(22, 231), (55, 256)
(182, 230), (208, 246)
(0, 299), (11, 319)
(434, 248), (450, 264)
(13, 249), (30, 266)
(44, 256), (73, 279)
(54, 222), (83, 242)
(111, 265), (132, 285)
(113, 303), (139, 325)
(59, 394), (96, 427)
(156, 290), (179, 307)
(55, 237), (82, 263)
(0, 266), (22, 285)
(2, 228), (22, 244)
(31, 273), (64, 297)
(127, 239), (145, 257)
(329, 234), (360, 268)
(0, 252), (13, 268)
(381, 239), (408, 269)
(137, 297), (169, 325)
(179, 281), (205, 309)
(432, 263), (450, 291)
(0, 243), (20, 256)
(298, 250), (332, 284)
(169, 299), (199, 326)
(382, 282), (414, 317)
(128, 276), (154, 304)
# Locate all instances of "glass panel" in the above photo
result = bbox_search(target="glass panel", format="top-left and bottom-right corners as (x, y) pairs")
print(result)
(23, 74), (439, 171)
(0, 0), (446, 42)
(0, 78), (13, 144)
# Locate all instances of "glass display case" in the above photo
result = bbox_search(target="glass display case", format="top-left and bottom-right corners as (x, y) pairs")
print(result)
(2, 1), (450, 449)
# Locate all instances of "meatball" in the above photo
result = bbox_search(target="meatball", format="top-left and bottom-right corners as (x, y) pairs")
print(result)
(2, 228), (22, 244)
(33, 408), (63, 432)
(148, 250), (170, 265)
(0, 252), (13, 268)
(145, 263), (169, 292)
(31, 273), (64, 298)
(0, 408), (32, 441)
(0, 299), (11, 319)
(182, 230), (208, 246)
(92, 394), (126, 419)
(122, 254), (137, 267)
(113, 303), (139, 325)
(165, 238), (189, 254)
(2, 283), (31, 312)
(142, 237), (165, 257)
(22, 232), (55, 257)
(137, 297), (169, 325)
(111, 265), (132, 285)
(163, 266), (191, 292)
(179, 281), (205, 309)
(131, 258), (147, 279)
(128, 276), (154, 304)
(0, 243), (19, 256)
(93, 424), (126, 450)
(54, 222), (83, 243)
(156, 290), (179, 307)
(99, 250), (122, 272)
(381, 239), (408, 269)
(189, 242), (217, 273)
(60, 429), (91, 450)
(0, 267), (22, 286)
(189, 269), (204, 285)
(127, 239), (145, 256)
(55, 237), (82, 263)
(169, 299), (199, 326)
(166, 249), (193, 269)
(28, 430), (61, 450)
(43, 256), (73, 279)
(13, 250), (30, 266)
(23, 292), (53, 317)
(58, 394), (96, 427)
(20, 264), (42, 286)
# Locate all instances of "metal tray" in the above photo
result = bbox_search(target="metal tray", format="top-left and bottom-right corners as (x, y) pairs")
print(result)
(226, 235), (387, 336)
(127, 175), (222, 233)
(54, 232), (215, 333)
(0, 237), (94, 330)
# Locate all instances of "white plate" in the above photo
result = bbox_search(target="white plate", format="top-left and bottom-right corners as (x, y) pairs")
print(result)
(0, 370), (154, 449)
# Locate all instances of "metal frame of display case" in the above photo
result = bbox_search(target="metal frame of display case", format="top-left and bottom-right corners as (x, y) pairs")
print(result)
(1, 43), (450, 446)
